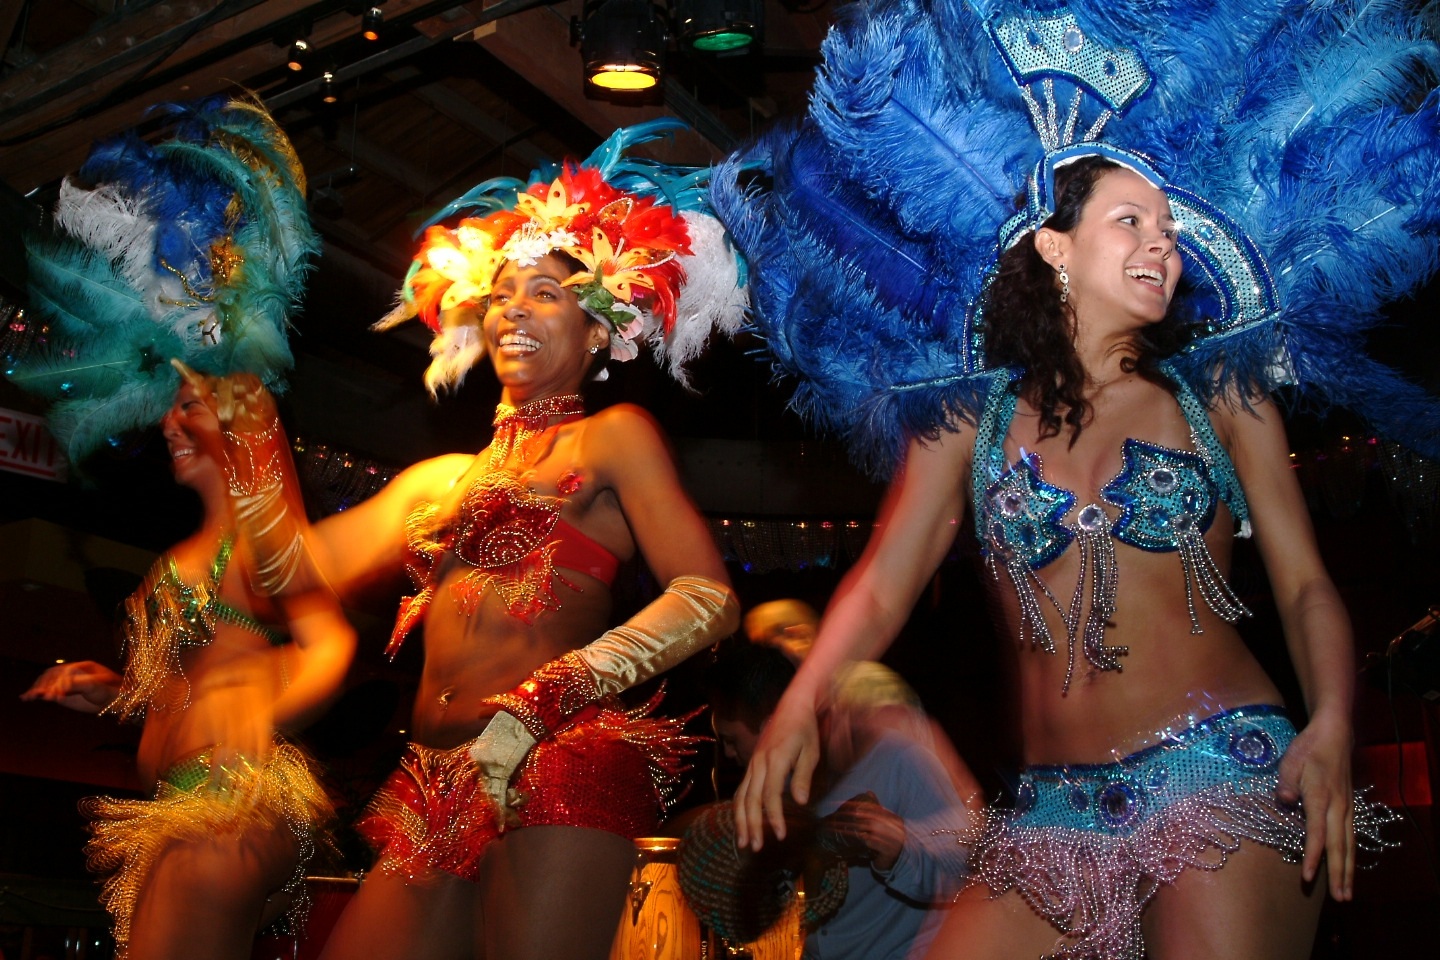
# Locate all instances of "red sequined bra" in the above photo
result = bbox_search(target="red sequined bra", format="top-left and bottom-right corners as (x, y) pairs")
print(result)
(386, 468), (619, 658)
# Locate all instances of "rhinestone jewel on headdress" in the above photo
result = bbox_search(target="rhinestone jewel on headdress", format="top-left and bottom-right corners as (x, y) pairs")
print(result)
(989, 13), (1151, 152)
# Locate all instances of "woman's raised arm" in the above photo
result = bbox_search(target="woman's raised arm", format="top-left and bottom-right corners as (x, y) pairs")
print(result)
(309, 453), (475, 600)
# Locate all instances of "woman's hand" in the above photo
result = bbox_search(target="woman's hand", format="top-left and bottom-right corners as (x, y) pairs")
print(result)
(1276, 709), (1355, 900)
(21, 661), (122, 713)
(734, 691), (823, 850)
(1220, 394), (1360, 902)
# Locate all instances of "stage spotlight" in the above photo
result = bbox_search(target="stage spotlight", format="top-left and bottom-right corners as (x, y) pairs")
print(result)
(287, 38), (310, 72)
(577, 0), (665, 92)
(322, 70), (338, 104)
(674, 0), (762, 52)
(361, 6), (383, 42)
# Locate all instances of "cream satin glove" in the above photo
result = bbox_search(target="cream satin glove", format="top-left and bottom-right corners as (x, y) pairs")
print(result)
(469, 575), (739, 822)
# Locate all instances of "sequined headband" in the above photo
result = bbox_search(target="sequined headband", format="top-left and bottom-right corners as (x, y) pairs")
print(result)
(989, 12), (1280, 347)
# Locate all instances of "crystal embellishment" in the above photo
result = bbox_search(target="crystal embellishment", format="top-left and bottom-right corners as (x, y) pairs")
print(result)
(1097, 781), (1143, 831)
(1228, 727), (1278, 770)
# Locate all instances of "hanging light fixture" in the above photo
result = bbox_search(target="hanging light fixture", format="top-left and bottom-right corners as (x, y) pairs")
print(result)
(322, 70), (338, 104)
(674, 0), (762, 53)
(361, 6), (384, 42)
(576, 0), (665, 92)
(286, 38), (311, 72)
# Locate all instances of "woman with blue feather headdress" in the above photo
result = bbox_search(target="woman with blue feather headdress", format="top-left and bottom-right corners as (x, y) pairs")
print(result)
(718, 1), (1437, 957)
(10, 96), (357, 959)
(305, 120), (748, 960)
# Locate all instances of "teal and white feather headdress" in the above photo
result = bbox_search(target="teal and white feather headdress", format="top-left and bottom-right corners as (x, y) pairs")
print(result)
(5, 95), (318, 463)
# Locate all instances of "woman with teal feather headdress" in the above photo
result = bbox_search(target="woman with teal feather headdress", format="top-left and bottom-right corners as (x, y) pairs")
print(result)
(12, 96), (356, 959)
(305, 120), (747, 960)
(719, 1), (1436, 957)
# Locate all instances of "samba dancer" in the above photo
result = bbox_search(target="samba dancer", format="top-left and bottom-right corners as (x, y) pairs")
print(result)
(14, 98), (353, 960)
(713, 2), (1436, 957)
(312, 123), (747, 960)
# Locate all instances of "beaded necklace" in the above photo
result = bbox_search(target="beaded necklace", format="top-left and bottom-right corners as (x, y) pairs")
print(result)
(488, 394), (586, 469)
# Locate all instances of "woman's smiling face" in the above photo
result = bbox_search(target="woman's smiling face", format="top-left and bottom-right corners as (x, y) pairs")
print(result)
(1045, 166), (1182, 332)
(159, 381), (224, 490)
(482, 253), (609, 402)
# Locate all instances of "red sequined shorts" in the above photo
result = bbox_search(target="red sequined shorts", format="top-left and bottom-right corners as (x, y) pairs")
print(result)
(357, 700), (698, 882)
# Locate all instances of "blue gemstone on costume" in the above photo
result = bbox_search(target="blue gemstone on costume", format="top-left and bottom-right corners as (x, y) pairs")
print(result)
(1063, 26), (1084, 53)
(1097, 781), (1143, 830)
(1228, 728), (1278, 769)
(1016, 780), (1037, 812)
(1068, 785), (1090, 811)
(984, 454), (1076, 568)
(1104, 439), (1219, 552)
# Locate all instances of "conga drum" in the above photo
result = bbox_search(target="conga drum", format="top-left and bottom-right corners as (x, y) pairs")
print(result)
(251, 875), (360, 960)
(737, 889), (803, 960)
(703, 883), (805, 960)
(610, 837), (706, 960)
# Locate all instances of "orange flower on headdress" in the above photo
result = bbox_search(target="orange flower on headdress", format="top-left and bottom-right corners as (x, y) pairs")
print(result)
(388, 133), (704, 363)
(564, 223), (675, 304)
(428, 223), (505, 311)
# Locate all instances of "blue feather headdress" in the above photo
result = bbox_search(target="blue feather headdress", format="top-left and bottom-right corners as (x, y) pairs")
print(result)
(376, 119), (749, 392)
(5, 95), (318, 464)
(711, 0), (1440, 475)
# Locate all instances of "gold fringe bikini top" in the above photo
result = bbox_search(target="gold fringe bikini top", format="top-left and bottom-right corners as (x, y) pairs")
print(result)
(106, 537), (284, 720)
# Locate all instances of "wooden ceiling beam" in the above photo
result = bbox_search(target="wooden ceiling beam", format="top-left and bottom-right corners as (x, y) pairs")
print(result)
(0, 0), (286, 127)
(313, 224), (413, 277)
(0, 0), (448, 191)
(0, 0), (31, 65)
(408, 79), (550, 171)
(333, 122), (444, 197)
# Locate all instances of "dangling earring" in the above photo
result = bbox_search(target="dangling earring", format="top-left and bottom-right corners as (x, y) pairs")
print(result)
(1058, 263), (1070, 304)
(588, 344), (599, 355)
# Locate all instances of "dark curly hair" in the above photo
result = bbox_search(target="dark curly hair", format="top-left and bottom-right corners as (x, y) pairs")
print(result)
(979, 157), (1195, 444)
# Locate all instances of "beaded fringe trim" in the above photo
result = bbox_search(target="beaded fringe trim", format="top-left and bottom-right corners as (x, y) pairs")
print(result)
(81, 743), (332, 952)
(971, 776), (1396, 960)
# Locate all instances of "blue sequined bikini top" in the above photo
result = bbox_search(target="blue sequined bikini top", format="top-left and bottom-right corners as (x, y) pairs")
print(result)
(972, 368), (1250, 565)
(970, 366), (1253, 692)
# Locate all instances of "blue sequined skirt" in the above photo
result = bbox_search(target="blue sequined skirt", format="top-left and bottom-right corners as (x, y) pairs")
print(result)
(1010, 704), (1293, 835)
(971, 705), (1394, 960)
